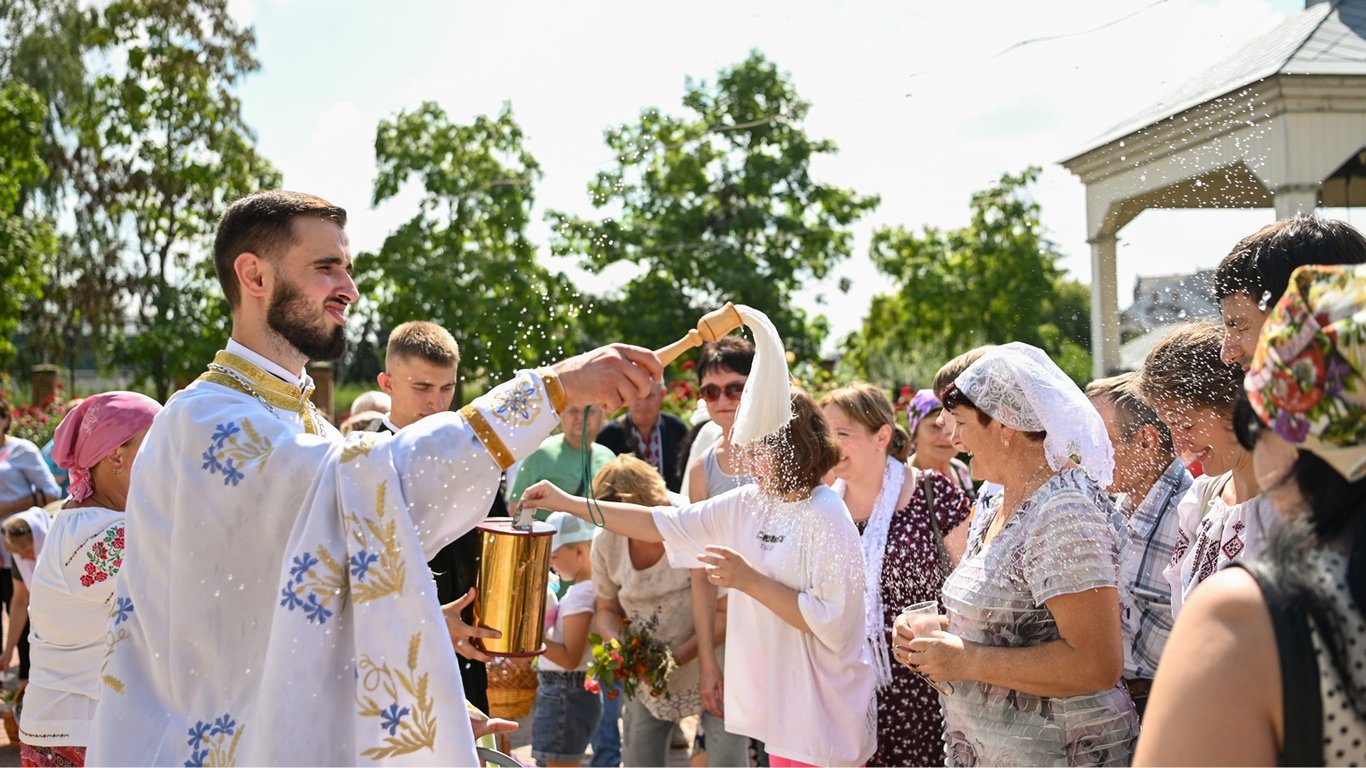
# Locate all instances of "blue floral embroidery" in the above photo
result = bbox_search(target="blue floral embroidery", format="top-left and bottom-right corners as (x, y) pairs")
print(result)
(303, 593), (334, 624)
(349, 550), (378, 582)
(280, 546), (346, 625)
(113, 596), (134, 626)
(290, 552), (319, 579)
(379, 703), (411, 736)
(210, 423), (240, 445)
(492, 379), (543, 426)
(185, 712), (243, 766)
(199, 420), (270, 487)
(279, 586), (304, 611)
(211, 714), (237, 737)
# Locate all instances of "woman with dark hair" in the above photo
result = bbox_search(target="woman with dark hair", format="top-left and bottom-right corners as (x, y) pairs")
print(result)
(520, 389), (876, 767)
(895, 343), (1138, 766)
(1137, 264), (1366, 765)
(821, 383), (970, 766)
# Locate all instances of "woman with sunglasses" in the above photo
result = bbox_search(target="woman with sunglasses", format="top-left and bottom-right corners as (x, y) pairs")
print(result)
(684, 337), (756, 768)
(1137, 264), (1366, 766)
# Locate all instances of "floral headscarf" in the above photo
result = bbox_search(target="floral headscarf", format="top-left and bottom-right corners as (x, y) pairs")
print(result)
(905, 389), (942, 435)
(1246, 263), (1366, 481)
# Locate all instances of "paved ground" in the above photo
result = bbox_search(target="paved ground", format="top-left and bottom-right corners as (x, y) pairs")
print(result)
(0, 711), (20, 766)
(0, 704), (697, 767)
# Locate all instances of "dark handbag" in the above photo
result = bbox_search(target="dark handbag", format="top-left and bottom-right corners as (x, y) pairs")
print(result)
(918, 468), (952, 581)
(1234, 560), (1323, 767)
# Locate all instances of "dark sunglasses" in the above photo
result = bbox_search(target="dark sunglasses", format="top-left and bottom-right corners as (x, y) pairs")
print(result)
(700, 382), (745, 403)
(1232, 392), (1264, 451)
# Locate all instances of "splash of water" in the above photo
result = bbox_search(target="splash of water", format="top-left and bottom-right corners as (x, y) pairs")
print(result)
(729, 305), (794, 446)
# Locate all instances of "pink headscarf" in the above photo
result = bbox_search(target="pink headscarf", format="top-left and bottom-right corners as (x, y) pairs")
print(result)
(52, 391), (161, 501)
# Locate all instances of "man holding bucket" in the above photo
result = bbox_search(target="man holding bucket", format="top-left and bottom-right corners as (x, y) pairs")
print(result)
(88, 190), (661, 766)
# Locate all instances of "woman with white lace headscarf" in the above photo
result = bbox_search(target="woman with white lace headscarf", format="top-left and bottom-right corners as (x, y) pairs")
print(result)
(820, 384), (971, 767)
(892, 342), (1139, 766)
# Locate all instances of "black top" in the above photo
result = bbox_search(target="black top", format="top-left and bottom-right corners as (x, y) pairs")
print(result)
(595, 412), (688, 492)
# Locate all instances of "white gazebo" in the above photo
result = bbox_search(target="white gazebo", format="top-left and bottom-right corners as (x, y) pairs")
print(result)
(1062, 0), (1366, 377)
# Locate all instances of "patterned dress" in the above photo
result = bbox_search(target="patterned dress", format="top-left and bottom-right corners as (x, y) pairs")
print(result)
(855, 470), (970, 767)
(940, 468), (1139, 767)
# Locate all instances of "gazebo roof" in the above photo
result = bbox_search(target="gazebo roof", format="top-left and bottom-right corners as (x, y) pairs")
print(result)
(1071, 0), (1366, 159)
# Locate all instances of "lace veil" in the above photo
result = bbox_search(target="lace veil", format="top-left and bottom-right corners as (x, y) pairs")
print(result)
(954, 342), (1114, 488)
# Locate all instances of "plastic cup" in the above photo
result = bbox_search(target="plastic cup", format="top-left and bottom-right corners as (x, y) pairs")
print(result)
(899, 601), (955, 696)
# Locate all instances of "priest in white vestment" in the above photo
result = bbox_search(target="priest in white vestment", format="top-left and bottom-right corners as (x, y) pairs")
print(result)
(87, 191), (660, 766)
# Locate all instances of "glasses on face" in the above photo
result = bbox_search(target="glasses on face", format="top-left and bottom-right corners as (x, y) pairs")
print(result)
(1232, 392), (1263, 451)
(700, 382), (745, 403)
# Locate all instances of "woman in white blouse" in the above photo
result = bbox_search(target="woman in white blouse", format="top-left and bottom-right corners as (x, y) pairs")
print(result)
(19, 392), (160, 767)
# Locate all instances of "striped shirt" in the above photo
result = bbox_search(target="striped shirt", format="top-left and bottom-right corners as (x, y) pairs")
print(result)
(1119, 458), (1192, 680)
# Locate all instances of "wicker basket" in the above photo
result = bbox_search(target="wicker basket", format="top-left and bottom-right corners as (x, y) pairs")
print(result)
(486, 662), (538, 721)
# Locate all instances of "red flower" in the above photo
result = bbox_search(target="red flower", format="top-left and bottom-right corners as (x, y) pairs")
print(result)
(80, 575), (94, 587)
(85, 563), (97, 575)
(113, 538), (125, 551)
(682, 360), (695, 370)
(94, 571), (107, 582)
(584, 678), (601, 694)
(113, 559), (122, 568)
(607, 689), (620, 700)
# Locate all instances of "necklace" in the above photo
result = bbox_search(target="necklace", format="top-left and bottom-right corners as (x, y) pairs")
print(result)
(202, 357), (321, 435)
(208, 362), (282, 418)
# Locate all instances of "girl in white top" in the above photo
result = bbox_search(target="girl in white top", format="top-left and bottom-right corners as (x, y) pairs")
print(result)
(521, 389), (876, 767)
(1137, 321), (1276, 618)
(532, 512), (601, 767)
(19, 391), (160, 767)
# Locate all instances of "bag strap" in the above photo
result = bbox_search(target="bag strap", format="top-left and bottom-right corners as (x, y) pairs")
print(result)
(1232, 560), (1323, 767)
(917, 467), (951, 579)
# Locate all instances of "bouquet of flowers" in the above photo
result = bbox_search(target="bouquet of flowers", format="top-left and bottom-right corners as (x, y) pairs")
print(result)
(584, 613), (676, 700)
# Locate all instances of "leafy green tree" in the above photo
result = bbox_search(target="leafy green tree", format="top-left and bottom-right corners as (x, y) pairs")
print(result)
(360, 102), (577, 389)
(0, 80), (54, 366)
(846, 167), (1092, 385)
(74, 0), (279, 399)
(550, 51), (878, 359)
(3, 0), (123, 375)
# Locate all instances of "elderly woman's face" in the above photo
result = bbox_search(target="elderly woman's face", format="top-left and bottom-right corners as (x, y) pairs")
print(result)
(947, 406), (998, 482)
(914, 409), (958, 465)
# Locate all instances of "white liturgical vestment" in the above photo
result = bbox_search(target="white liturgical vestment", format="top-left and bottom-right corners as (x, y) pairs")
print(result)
(88, 340), (562, 766)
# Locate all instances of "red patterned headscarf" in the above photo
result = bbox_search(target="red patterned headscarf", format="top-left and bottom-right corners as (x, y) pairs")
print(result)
(52, 392), (161, 501)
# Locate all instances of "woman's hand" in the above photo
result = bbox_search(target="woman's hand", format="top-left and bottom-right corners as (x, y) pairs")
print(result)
(697, 545), (758, 592)
(517, 480), (575, 515)
(906, 630), (972, 684)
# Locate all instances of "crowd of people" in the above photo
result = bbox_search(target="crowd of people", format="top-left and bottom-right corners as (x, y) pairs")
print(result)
(0, 190), (1363, 768)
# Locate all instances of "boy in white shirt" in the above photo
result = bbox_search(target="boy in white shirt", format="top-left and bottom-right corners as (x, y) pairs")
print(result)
(533, 513), (601, 766)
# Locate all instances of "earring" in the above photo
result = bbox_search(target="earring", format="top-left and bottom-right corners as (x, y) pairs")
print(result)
(113, 467), (121, 478)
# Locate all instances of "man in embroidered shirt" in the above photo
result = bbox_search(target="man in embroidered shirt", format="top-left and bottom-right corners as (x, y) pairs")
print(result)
(88, 190), (660, 766)
(1086, 372), (1192, 719)
(374, 319), (507, 716)
(596, 382), (687, 492)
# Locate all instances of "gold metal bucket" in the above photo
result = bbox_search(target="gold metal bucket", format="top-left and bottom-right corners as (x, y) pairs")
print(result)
(473, 519), (554, 657)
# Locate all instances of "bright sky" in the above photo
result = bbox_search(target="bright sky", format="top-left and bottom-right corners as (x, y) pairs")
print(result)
(230, 0), (1321, 351)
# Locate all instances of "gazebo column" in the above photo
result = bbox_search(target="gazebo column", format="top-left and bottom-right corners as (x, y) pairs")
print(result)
(1272, 182), (1320, 218)
(1089, 233), (1121, 379)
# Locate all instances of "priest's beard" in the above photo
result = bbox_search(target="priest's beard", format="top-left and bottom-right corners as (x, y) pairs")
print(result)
(266, 279), (348, 362)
